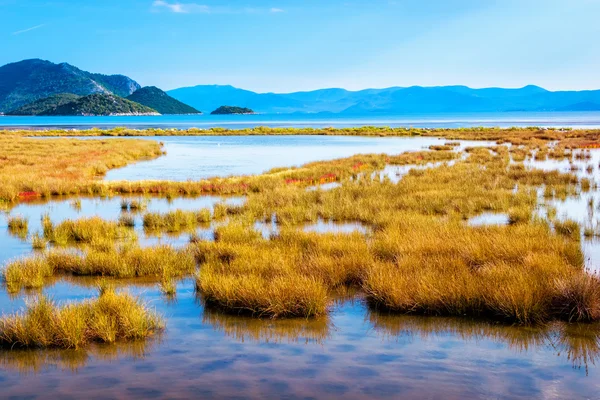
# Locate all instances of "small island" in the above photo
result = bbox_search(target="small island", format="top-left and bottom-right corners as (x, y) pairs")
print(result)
(210, 105), (255, 115)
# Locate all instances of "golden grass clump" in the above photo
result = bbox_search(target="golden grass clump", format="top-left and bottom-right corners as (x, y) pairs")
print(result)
(195, 231), (329, 318)
(50, 245), (196, 279)
(364, 221), (584, 324)
(0, 288), (163, 349)
(3, 256), (54, 293)
(198, 271), (328, 318)
(44, 217), (136, 245)
(7, 215), (29, 237)
(555, 219), (581, 240)
(3, 245), (196, 291)
(143, 209), (211, 232)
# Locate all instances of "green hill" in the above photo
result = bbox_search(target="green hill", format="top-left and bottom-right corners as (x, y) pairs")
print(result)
(0, 59), (141, 113)
(6, 93), (81, 115)
(210, 105), (255, 115)
(126, 86), (201, 114)
(40, 93), (159, 116)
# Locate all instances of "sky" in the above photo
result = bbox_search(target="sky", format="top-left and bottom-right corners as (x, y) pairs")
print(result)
(1, 0), (599, 93)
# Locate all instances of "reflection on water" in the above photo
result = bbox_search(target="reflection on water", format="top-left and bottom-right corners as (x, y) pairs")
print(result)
(0, 195), (245, 265)
(303, 219), (369, 234)
(468, 212), (510, 227)
(0, 340), (157, 375)
(203, 307), (331, 345)
(2, 287), (600, 398)
(368, 313), (600, 371)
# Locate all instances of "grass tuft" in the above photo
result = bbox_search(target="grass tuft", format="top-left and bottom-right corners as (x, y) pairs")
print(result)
(0, 288), (163, 349)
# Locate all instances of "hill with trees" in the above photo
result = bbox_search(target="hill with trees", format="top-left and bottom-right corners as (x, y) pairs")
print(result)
(126, 86), (201, 114)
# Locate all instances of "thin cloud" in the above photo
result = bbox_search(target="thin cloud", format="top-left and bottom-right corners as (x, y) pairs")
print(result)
(152, 1), (284, 14)
(11, 24), (45, 36)
(152, 1), (210, 14)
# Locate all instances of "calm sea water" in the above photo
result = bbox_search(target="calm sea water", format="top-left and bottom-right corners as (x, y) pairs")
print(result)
(2, 136), (600, 398)
(2, 111), (600, 129)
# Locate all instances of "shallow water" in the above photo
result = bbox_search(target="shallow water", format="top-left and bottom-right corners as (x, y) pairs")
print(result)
(1, 283), (600, 399)
(104, 136), (496, 181)
(468, 212), (510, 227)
(4, 138), (600, 398)
(0, 195), (244, 265)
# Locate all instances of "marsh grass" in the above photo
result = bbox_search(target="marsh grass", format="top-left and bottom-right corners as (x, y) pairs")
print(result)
(70, 199), (82, 211)
(3, 245), (196, 292)
(43, 217), (136, 245)
(2, 133), (598, 324)
(31, 233), (47, 250)
(143, 208), (211, 232)
(121, 198), (149, 212)
(159, 277), (177, 299)
(0, 288), (163, 349)
(7, 215), (28, 238)
(0, 136), (163, 202)
(555, 219), (581, 240)
(189, 146), (598, 322)
(118, 213), (136, 227)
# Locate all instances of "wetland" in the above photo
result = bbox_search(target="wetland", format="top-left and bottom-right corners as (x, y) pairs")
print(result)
(1, 126), (600, 398)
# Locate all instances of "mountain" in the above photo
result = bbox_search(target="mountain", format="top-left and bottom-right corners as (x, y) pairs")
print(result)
(0, 59), (141, 113)
(40, 93), (158, 116)
(210, 106), (254, 115)
(168, 84), (600, 114)
(167, 85), (306, 114)
(6, 93), (81, 115)
(126, 86), (201, 114)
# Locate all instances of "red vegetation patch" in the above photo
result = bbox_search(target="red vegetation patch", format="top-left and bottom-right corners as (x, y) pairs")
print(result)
(18, 191), (41, 199)
(286, 173), (337, 186)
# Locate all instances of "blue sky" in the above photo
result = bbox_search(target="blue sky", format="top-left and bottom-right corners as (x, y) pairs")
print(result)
(1, 0), (599, 92)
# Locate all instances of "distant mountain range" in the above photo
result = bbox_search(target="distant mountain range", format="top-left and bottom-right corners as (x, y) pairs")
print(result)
(168, 84), (600, 114)
(0, 59), (200, 115)
(126, 86), (200, 115)
(2, 59), (600, 116)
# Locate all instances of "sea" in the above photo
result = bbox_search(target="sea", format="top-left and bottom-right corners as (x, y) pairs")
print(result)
(1, 111), (600, 129)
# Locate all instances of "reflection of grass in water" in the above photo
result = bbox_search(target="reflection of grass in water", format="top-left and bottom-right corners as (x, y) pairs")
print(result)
(368, 313), (549, 351)
(202, 305), (331, 345)
(0, 339), (157, 375)
(558, 323), (600, 374)
(368, 311), (600, 372)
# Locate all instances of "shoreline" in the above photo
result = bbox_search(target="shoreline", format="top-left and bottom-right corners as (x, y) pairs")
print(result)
(0, 125), (590, 136)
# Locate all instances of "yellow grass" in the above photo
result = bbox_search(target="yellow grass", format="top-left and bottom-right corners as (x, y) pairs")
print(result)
(0, 288), (163, 349)
(0, 136), (163, 202)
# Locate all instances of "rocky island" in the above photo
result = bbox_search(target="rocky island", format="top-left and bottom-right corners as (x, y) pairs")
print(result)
(41, 93), (159, 116)
(210, 105), (255, 115)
